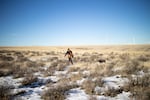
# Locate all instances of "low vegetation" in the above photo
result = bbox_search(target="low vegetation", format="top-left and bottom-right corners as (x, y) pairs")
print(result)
(0, 45), (150, 100)
(42, 84), (79, 100)
(21, 74), (38, 86)
(124, 74), (150, 100)
(0, 84), (14, 100)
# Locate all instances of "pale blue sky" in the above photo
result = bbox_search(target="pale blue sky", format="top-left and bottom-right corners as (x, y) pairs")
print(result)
(0, 0), (150, 46)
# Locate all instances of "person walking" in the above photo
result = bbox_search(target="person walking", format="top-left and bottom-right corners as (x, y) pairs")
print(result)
(65, 48), (74, 64)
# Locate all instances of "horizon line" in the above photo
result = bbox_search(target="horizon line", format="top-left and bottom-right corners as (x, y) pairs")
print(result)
(0, 43), (150, 47)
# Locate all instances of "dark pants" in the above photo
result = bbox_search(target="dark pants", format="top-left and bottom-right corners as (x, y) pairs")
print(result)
(69, 57), (73, 64)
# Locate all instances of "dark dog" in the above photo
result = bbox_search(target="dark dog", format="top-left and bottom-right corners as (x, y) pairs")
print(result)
(98, 59), (106, 63)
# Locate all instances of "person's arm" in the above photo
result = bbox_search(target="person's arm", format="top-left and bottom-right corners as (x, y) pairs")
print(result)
(71, 51), (74, 58)
(64, 51), (68, 57)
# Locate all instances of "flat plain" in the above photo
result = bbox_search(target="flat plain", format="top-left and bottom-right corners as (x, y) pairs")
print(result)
(0, 45), (150, 100)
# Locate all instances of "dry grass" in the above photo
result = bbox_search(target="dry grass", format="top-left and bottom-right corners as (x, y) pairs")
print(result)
(47, 57), (58, 62)
(42, 84), (79, 100)
(122, 74), (150, 100)
(89, 95), (97, 100)
(0, 55), (14, 61)
(120, 58), (148, 76)
(137, 54), (149, 62)
(94, 77), (104, 87)
(0, 51), (43, 78)
(81, 77), (104, 95)
(12, 60), (39, 78)
(81, 79), (96, 94)
(56, 60), (69, 71)
(0, 84), (14, 100)
(0, 51), (48, 78)
(1, 45), (150, 55)
(45, 61), (58, 76)
(89, 62), (114, 78)
(104, 87), (123, 97)
(69, 72), (83, 82)
(0, 61), (13, 77)
(0, 45), (150, 99)
(45, 58), (69, 76)
(21, 74), (38, 86)
(68, 67), (80, 73)
(57, 78), (71, 86)
(123, 59), (141, 74)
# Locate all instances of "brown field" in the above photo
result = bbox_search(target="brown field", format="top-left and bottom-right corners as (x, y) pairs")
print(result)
(0, 45), (150, 100)
(1, 44), (150, 53)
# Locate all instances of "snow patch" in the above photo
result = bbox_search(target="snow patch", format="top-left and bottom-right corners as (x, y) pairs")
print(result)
(102, 75), (129, 89)
(0, 76), (23, 87)
(113, 91), (131, 100)
(76, 78), (86, 85)
(66, 88), (89, 100)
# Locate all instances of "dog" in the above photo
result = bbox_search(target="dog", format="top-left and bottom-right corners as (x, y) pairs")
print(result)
(98, 59), (106, 63)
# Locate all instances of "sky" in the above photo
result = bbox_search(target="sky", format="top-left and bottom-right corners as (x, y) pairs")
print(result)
(0, 0), (150, 46)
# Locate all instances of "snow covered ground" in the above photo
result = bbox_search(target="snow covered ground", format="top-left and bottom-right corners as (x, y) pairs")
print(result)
(66, 87), (131, 100)
(1, 48), (149, 100)
(0, 69), (132, 100)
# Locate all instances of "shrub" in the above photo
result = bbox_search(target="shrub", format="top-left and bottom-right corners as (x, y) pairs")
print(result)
(89, 95), (97, 100)
(0, 50), (8, 53)
(21, 74), (38, 86)
(0, 84), (14, 100)
(68, 67), (80, 73)
(90, 64), (105, 78)
(0, 61), (13, 77)
(45, 62), (58, 76)
(49, 51), (56, 55)
(12, 62), (32, 78)
(58, 78), (71, 86)
(119, 53), (130, 61)
(95, 77), (104, 87)
(0, 69), (12, 77)
(45, 51), (56, 55)
(80, 57), (90, 62)
(90, 55), (99, 62)
(47, 57), (58, 62)
(137, 55), (149, 62)
(122, 59), (141, 74)
(56, 64), (66, 71)
(37, 61), (46, 67)
(56, 60), (69, 71)
(50, 61), (58, 68)
(0, 55), (14, 61)
(81, 79), (95, 94)
(130, 74), (150, 88)
(13, 68), (25, 78)
(25, 60), (37, 67)
(123, 74), (150, 100)
(14, 51), (24, 58)
(69, 72), (83, 82)
(17, 56), (29, 62)
(104, 87), (123, 97)
(73, 56), (80, 62)
(130, 86), (150, 100)
(92, 63), (114, 77)
(42, 84), (78, 100)
(109, 52), (116, 59)
(82, 52), (90, 56)
(0, 60), (36, 78)
(0, 61), (12, 68)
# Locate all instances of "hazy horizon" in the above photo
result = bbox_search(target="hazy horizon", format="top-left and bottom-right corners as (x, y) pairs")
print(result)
(0, 0), (150, 46)
(0, 44), (150, 47)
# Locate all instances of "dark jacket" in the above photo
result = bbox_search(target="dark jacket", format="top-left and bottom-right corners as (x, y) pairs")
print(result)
(65, 50), (73, 58)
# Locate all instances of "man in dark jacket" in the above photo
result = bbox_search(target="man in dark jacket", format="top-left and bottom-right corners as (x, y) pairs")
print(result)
(65, 48), (74, 64)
